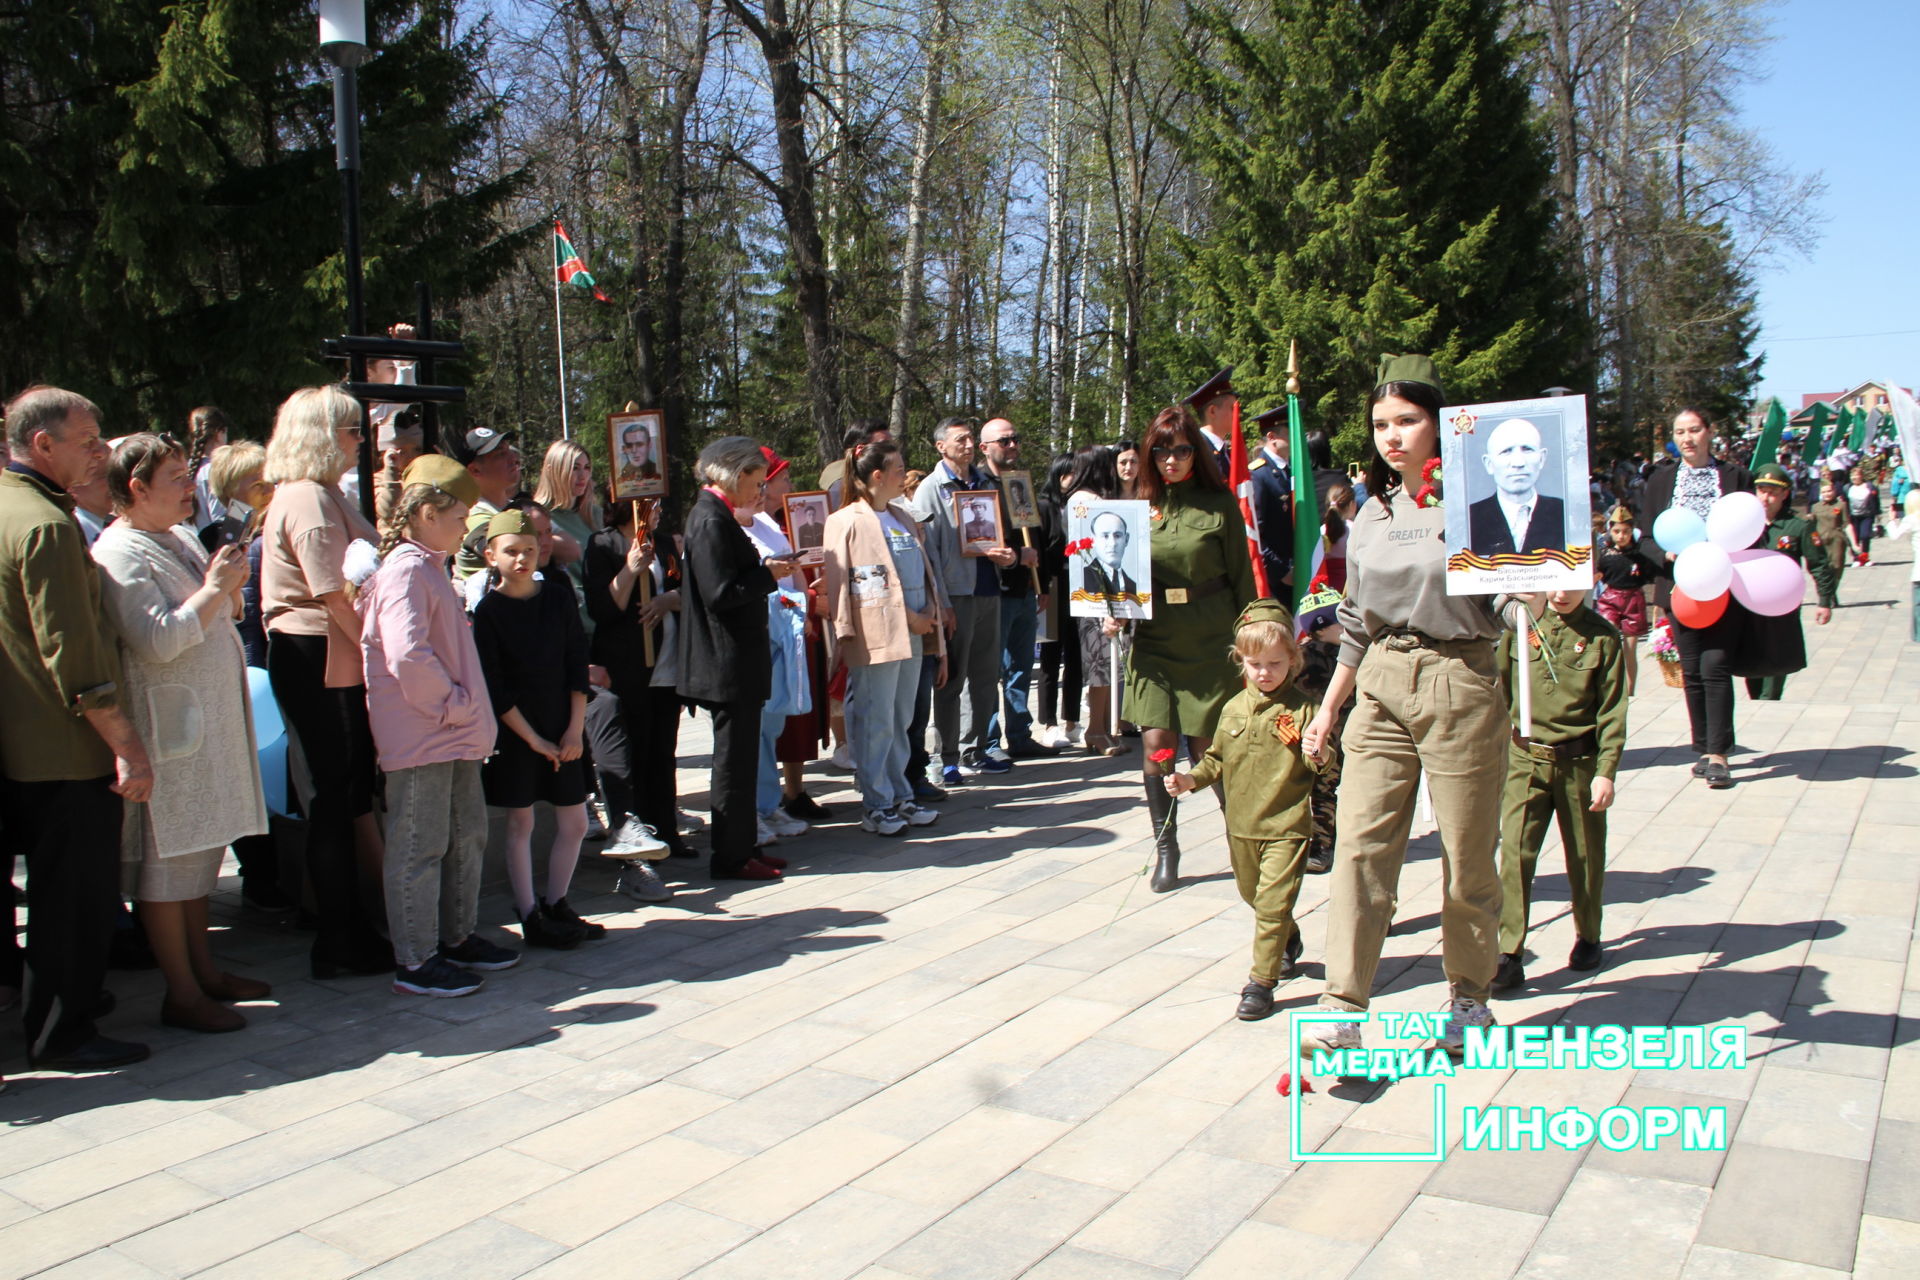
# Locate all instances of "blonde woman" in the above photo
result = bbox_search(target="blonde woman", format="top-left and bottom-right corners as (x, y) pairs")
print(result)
(260, 386), (388, 978)
(532, 439), (597, 623)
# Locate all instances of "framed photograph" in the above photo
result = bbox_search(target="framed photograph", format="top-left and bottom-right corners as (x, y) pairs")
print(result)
(1066, 497), (1153, 620)
(609, 409), (666, 502)
(783, 490), (829, 565)
(1000, 470), (1041, 529)
(953, 491), (1005, 556)
(1441, 394), (1595, 595)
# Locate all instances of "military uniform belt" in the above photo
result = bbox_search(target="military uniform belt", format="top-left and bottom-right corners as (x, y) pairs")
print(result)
(1377, 630), (1494, 657)
(1511, 728), (1597, 761)
(1154, 574), (1230, 607)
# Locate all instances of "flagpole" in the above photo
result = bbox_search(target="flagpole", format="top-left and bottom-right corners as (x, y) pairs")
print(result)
(552, 244), (571, 441)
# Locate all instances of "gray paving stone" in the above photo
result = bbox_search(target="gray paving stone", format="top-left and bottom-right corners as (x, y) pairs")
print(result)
(1865, 1116), (1920, 1224)
(990, 1038), (1172, 1124)
(1694, 1143), (1867, 1271)
(877, 1169), (1117, 1280)
(1516, 1169), (1707, 1279)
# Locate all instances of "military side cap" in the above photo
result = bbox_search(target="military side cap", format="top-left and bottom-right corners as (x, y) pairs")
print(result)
(1235, 598), (1293, 631)
(1374, 353), (1446, 400)
(486, 508), (535, 541)
(1295, 586), (1344, 636)
(1752, 463), (1792, 489)
(1184, 366), (1235, 409)
(403, 454), (480, 509)
(1251, 405), (1288, 433)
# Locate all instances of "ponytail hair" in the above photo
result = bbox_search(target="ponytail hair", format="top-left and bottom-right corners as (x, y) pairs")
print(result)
(1323, 483), (1353, 543)
(841, 438), (903, 509)
(378, 481), (465, 561)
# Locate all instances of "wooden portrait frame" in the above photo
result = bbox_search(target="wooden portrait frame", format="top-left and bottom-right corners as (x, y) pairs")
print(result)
(952, 490), (1005, 557)
(608, 409), (666, 501)
(782, 490), (830, 565)
(1000, 469), (1041, 529)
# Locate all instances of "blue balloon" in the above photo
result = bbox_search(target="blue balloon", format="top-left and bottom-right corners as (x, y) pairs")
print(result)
(247, 666), (284, 745)
(1653, 507), (1708, 556)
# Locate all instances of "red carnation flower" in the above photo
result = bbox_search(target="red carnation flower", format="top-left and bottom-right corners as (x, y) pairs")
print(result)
(1149, 748), (1175, 764)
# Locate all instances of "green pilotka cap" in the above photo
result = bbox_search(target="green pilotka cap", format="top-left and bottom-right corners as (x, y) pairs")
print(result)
(1374, 354), (1446, 400)
(1236, 598), (1294, 631)
(486, 508), (535, 541)
(402, 454), (481, 509)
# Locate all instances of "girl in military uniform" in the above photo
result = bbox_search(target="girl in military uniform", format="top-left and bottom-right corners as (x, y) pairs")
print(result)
(1129, 405), (1257, 893)
(1739, 464), (1836, 700)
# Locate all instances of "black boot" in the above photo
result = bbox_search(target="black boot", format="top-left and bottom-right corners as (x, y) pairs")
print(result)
(1144, 777), (1180, 893)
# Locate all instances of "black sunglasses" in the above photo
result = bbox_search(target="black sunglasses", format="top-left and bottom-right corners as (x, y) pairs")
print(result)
(1151, 445), (1196, 462)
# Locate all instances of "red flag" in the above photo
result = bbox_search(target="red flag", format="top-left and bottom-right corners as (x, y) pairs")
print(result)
(554, 220), (609, 302)
(1229, 400), (1272, 598)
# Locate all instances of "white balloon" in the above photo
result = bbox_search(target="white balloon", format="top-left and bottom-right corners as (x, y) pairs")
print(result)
(1673, 542), (1733, 601)
(1705, 491), (1767, 552)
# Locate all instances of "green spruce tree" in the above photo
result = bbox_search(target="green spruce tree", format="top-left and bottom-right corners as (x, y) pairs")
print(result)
(0, 0), (529, 432)
(1174, 0), (1587, 459)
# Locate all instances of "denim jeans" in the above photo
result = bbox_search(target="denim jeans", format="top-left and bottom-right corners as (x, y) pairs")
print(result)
(847, 650), (920, 812)
(757, 711), (788, 815)
(383, 760), (487, 969)
(989, 594), (1040, 749)
(934, 594), (1001, 764)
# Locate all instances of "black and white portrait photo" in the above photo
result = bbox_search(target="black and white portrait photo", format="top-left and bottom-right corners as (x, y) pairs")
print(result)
(953, 491), (1004, 555)
(1441, 395), (1593, 594)
(1000, 469), (1040, 529)
(1066, 497), (1153, 620)
(783, 490), (829, 564)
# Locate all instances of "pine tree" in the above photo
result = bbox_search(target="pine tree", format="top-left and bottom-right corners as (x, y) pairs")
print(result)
(0, 0), (529, 432)
(1174, 0), (1588, 459)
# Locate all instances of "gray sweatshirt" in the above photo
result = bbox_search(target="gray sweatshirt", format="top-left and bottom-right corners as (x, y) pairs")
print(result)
(1336, 486), (1509, 668)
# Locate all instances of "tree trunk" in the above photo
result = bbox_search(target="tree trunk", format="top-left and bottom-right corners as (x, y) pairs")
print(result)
(889, 0), (949, 436)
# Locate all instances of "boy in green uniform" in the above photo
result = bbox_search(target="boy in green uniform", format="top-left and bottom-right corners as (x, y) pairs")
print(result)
(1166, 601), (1320, 1021)
(1493, 586), (1628, 991)
(1746, 463), (1838, 700)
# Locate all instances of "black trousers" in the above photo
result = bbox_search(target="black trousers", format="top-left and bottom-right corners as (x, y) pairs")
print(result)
(603, 673), (686, 841)
(1036, 636), (1083, 726)
(702, 699), (762, 876)
(2, 776), (122, 1057)
(267, 632), (378, 956)
(584, 686), (633, 823)
(1673, 612), (1737, 756)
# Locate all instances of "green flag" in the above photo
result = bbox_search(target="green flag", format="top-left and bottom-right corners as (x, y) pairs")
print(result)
(1850, 405), (1871, 451)
(1287, 351), (1320, 614)
(1802, 402), (1834, 463)
(1752, 397), (1787, 467)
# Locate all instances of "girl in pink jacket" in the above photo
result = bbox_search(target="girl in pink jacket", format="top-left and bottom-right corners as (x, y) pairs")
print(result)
(358, 456), (514, 998)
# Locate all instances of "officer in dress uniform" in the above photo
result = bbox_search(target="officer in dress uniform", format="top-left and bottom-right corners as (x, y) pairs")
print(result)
(1184, 367), (1237, 478)
(1248, 405), (1293, 593)
(1741, 463), (1836, 701)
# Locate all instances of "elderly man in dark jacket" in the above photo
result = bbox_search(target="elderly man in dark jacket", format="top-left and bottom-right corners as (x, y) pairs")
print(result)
(679, 436), (785, 881)
(0, 386), (154, 1072)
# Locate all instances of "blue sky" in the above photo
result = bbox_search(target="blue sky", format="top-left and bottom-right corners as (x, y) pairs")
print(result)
(1743, 0), (1919, 404)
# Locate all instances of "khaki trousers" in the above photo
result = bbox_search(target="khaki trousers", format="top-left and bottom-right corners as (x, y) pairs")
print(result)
(1228, 835), (1307, 983)
(1320, 635), (1508, 1011)
(1498, 745), (1606, 954)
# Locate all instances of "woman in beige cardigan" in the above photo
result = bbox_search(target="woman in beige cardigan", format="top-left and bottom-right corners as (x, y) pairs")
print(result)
(822, 440), (948, 837)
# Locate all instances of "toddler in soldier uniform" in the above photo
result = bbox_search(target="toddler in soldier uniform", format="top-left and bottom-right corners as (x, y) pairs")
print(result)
(1166, 600), (1322, 1022)
(1493, 584), (1628, 992)
(1291, 587), (1351, 875)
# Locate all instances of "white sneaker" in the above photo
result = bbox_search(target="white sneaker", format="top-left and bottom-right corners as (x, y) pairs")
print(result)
(602, 818), (669, 857)
(829, 743), (856, 771)
(754, 816), (779, 847)
(762, 808), (808, 838)
(676, 808), (706, 834)
(1438, 996), (1495, 1057)
(861, 808), (908, 837)
(1062, 722), (1084, 746)
(615, 859), (673, 903)
(896, 801), (939, 827)
(1297, 1012), (1364, 1055)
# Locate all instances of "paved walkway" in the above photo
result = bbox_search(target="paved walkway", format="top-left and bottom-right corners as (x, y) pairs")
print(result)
(2, 552), (1917, 1279)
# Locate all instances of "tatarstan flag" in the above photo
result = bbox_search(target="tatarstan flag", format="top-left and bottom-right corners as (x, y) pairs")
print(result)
(554, 220), (609, 301)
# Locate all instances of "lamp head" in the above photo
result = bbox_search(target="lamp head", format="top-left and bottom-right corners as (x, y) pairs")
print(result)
(319, 0), (370, 68)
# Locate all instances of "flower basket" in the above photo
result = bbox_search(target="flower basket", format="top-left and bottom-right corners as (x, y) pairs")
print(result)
(1649, 620), (1684, 688)
(1658, 656), (1684, 689)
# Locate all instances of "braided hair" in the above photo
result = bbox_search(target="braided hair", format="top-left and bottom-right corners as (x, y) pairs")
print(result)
(186, 405), (230, 475)
(378, 481), (464, 561)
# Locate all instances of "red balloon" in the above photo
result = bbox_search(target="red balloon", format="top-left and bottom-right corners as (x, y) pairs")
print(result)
(1671, 586), (1728, 628)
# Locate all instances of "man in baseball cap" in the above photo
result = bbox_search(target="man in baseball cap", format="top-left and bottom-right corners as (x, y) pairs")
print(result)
(454, 428), (521, 578)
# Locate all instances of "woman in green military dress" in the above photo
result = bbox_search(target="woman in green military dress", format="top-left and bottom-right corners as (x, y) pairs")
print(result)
(1129, 404), (1257, 892)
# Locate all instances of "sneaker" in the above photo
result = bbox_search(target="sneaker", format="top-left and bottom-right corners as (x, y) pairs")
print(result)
(962, 751), (1012, 775)
(616, 859), (674, 903)
(828, 743), (856, 772)
(754, 815), (780, 847)
(1062, 722), (1085, 746)
(1438, 996), (1495, 1057)
(603, 817), (670, 857)
(519, 900), (587, 950)
(896, 801), (939, 827)
(440, 934), (521, 971)
(913, 778), (949, 802)
(940, 765), (968, 788)
(676, 808), (707, 834)
(1298, 1012), (1363, 1055)
(861, 807), (908, 837)
(783, 792), (833, 822)
(762, 808), (809, 838)
(393, 955), (484, 998)
(547, 897), (607, 940)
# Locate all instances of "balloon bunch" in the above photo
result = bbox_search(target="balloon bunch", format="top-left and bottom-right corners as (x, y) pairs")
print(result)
(1652, 492), (1803, 626)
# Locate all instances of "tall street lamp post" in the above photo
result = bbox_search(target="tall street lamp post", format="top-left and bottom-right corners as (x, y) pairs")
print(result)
(319, 0), (376, 515)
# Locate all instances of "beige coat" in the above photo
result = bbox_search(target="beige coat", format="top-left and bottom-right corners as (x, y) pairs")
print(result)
(822, 499), (947, 666)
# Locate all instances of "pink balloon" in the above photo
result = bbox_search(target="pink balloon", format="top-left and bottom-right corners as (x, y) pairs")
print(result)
(1728, 548), (1805, 617)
